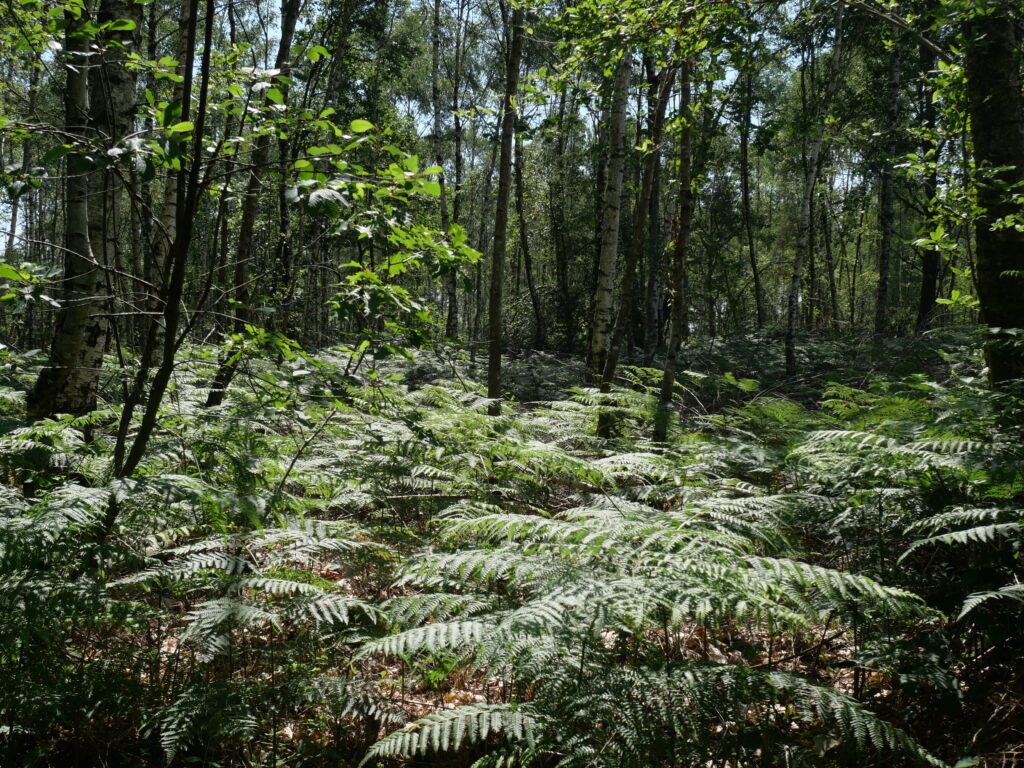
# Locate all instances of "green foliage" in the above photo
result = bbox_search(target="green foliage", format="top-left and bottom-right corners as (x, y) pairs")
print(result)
(3, 336), (1021, 767)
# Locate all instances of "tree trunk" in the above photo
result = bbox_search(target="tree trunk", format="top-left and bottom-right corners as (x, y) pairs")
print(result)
(431, 0), (457, 337)
(915, 40), (940, 334)
(589, 53), (631, 378)
(148, 0), (202, 353)
(515, 130), (545, 348)
(549, 86), (575, 352)
(740, 70), (765, 331)
(785, 2), (844, 376)
(448, 0), (466, 336)
(964, 5), (1024, 385)
(654, 62), (694, 443)
(822, 191), (840, 327)
(598, 64), (672, 436)
(641, 153), (664, 365)
(470, 116), (499, 360)
(874, 45), (900, 337)
(206, 0), (301, 407)
(485, 4), (523, 411)
(28, 1), (107, 421)
(112, 0), (213, 483)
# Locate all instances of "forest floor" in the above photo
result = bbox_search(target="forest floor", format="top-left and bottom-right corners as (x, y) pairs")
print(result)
(1, 329), (1021, 767)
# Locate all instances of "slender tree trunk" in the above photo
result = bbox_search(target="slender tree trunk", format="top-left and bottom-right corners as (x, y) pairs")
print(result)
(915, 40), (940, 334)
(598, 65), (672, 436)
(4, 68), (37, 260)
(471, 118), (499, 360)
(875, 45), (900, 337)
(654, 62), (694, 442)
(148, 2), (195, 353)
(272, 131), (296, 329)
(851, 207), (865, 324)
(740, 70), (765, 330)
(642, 56), (665, 365)
(515, 130), (545, 348)
(109, 0), (214, 493)
(822, 191), (839, 327)
(964, 5), (1024, 385)
(641, 154), (664, 364)
(431, 0), (457, 337)
(785, 2), (844, 376)
(586, 111), (607, 364)
(447, 0), (466, 335)
(549, 86), (575, 352)
(806, 190), (817, 328)
(206, 0), (300, 407)
(486, 4), (523, 411)
(589, 53), (631, 377)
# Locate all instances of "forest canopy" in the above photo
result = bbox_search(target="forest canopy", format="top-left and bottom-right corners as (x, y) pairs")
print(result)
(0, 0), (1022, 766)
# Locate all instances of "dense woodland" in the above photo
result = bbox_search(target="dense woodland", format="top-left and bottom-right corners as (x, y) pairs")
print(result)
(0, 0), (1023, 766)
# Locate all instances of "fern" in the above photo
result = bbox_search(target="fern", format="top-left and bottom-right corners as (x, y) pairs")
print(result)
(361, 704), (541, 764)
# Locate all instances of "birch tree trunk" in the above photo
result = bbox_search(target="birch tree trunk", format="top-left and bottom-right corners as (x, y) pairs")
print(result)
(548, 86), (575, 352)
(28, 1), (103, 421)
(598, 64), (672, 433)
(588, 52), (630, 378)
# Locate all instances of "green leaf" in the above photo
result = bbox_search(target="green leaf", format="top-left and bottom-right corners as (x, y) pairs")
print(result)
(0, 263), (26, 282)
(305, 45), (330, 62)
(43, 145), (71, 163)
(350, 119), (374, 134)
(168, 121), (194, 134)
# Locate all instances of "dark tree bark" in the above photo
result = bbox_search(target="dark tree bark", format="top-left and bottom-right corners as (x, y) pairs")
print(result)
(641, 169), (664, 362)
(431, 0), (457, 337)
(964, 5), (1024, 385)
(548, 86), (575, 352)
(915, 39), (941, 334)
(112, 0), (215, 483)
(874, 44), (900, 337)
(740, 70), (765, 331)
(597, 64), (673, 435)
(821, 190), (839, 327)
(654, 62), (694, 443)
(785, 2), (844, 376)
(206, 0), (301, 407)
(515, 130), (545, 348)
(486, 4), (524, 411)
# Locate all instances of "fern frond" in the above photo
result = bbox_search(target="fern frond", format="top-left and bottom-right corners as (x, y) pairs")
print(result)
(360, 704), (541, 764)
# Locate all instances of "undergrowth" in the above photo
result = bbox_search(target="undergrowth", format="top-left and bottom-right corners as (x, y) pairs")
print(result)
(0, 331), (1021, 767)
